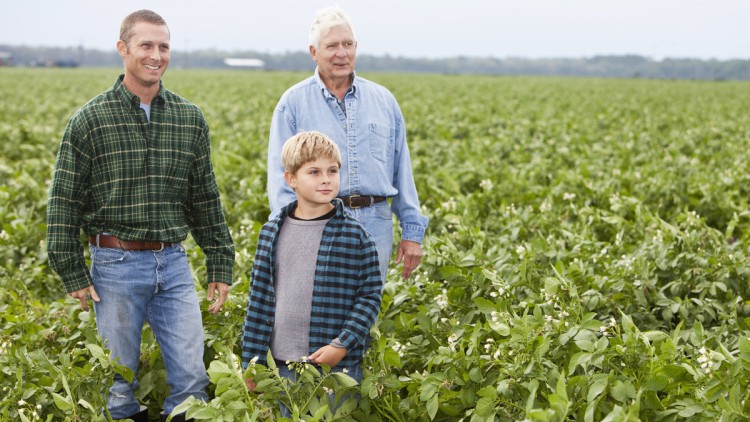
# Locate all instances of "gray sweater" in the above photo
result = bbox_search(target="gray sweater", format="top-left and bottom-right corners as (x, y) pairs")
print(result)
(270, 215), (326, 362)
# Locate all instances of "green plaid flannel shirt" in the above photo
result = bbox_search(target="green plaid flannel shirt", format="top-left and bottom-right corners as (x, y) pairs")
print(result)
(47, 76), (234, 293)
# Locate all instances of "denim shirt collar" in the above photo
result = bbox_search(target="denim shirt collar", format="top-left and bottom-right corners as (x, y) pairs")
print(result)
(313, 68), (358, 101)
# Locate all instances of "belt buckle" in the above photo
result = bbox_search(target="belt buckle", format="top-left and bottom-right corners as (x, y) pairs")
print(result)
(348, 194), (362, 209)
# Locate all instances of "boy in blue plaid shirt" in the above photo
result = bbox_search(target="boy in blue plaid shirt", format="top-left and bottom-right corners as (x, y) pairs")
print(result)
(241, 131), (382, 389)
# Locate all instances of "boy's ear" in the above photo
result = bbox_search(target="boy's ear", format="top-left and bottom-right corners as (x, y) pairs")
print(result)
(284, 171), (296, 190)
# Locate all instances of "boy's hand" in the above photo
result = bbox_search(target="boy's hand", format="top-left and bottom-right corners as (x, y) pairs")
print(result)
(245, 377), (257, 392)
(308, 345), (347, 368)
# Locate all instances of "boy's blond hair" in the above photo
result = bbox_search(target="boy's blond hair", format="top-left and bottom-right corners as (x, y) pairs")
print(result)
(282, 131), (342, 175)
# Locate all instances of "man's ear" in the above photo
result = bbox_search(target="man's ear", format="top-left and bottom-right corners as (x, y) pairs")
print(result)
(284, 171), (296, 190)
(116, 39), (128, 58)
(309, 45), (317, 60)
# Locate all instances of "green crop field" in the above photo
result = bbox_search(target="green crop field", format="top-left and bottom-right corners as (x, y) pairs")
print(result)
(2, 67), (750, 421)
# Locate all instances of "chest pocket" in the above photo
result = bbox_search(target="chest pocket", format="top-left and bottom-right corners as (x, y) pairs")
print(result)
(368, 123), (394, 162)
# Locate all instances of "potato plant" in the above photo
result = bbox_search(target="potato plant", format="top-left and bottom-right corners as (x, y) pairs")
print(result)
(1, 68), (750, 421)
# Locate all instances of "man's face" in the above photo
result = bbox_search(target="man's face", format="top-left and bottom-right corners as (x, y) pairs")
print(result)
(310, 25), (357, 83)
(117, 22), (170, 92)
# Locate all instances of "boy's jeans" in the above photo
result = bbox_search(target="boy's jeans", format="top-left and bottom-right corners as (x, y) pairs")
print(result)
(277, 362), (363, 418)
(90, 243), (209, 419)
(344, 200), (393, 284)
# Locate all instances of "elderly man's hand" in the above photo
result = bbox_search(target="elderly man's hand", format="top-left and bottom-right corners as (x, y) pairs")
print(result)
(395, 240), (422, 279)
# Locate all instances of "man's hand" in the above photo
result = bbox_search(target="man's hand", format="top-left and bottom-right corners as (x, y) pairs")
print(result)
(308, 345), (347, 368)
(207, 282), (229, 314)
(68, 285), (100, 311)
(395, 240), (422, 279)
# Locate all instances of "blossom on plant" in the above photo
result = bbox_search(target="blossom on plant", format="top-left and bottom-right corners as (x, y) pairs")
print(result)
(441, 197), (457, 212)
(447, 334), (459, 352)
(436, 290), (449, 309)
(515, 244), (526, 258)
(480, 179), (494, 191)
(563, 192), (576, 201)
(539, 199), (551, 213)
(609, 193), (622, 212)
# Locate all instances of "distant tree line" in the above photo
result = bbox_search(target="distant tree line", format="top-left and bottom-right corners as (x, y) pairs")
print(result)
(1, 45), (748, 81)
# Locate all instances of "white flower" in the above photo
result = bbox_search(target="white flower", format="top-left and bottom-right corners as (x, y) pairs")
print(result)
(515, 245), (526, 258)
(563, 192), (576, 201)
(480, 179), (494, 191)
(539, 199), (551, 213)
(436, 290), (449, 309)
(18, 400), (26, 406)
(441, 197), (457, 212)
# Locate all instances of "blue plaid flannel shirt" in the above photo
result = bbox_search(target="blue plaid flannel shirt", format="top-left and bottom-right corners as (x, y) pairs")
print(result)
(241, 200), (382, 369)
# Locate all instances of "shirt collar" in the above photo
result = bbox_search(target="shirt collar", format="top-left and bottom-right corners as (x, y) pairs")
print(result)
(313, 68), (358, 100)
(279, 199), (346, 222)
(113, 74), (166, 109)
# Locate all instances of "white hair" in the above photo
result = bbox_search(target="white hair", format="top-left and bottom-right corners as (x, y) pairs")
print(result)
(309, 6), (356, 49)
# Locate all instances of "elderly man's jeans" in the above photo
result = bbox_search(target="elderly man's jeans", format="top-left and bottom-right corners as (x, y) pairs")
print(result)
(344, 200), (393, 284)
(90, 244), (208, 419)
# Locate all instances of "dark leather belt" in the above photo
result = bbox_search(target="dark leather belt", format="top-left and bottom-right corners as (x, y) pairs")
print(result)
(89, 234), (174, 251)
(338, 195), (387, 209)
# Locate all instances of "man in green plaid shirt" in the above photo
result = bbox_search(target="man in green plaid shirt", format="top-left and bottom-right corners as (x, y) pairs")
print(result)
(46, 10), (233, 422)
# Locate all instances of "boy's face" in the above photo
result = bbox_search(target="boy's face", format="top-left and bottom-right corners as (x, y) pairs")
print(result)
(285, 156), (340, 211)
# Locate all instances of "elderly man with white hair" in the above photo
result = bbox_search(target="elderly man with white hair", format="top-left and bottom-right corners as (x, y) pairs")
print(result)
(267, 6), (428, 284)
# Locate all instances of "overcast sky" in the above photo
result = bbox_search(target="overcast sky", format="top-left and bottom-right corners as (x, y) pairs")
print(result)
(1, 0), (747, 60)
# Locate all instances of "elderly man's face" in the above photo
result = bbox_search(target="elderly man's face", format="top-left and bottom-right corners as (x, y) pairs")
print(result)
(310, 25), (357, 85)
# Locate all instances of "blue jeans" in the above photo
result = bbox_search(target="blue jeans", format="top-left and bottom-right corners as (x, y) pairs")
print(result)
(90, 244), (209, 419)
(343, 200), (393, 284)
(277, 362), (362, 418)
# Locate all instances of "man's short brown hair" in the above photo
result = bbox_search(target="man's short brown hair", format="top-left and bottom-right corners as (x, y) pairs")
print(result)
(120, 10), (169, 45)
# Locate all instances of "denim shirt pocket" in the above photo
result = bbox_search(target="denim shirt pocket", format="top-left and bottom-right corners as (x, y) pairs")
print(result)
(368, 123), (394, 162)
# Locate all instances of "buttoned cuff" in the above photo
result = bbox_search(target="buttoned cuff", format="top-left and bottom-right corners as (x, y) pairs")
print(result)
(401, 223), (426, 244)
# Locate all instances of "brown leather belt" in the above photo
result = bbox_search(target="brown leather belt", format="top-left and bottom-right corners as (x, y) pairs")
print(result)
(338, 195), (387, 209)
(89, 234), (174, 251)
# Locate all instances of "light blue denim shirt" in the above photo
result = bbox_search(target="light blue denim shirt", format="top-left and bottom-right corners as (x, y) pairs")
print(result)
(268, 70), (428, 243)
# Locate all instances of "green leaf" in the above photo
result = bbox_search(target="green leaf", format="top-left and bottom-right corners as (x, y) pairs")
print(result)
(587, 376), (608, 403)
(331, 371), (360, 388)
(207, 360), (234, 384)
(51, 392), (74, 411)
(738, 336), (750, 363)
(77, 398), (97, 413)
(609, 380), (636, 403)
(383, 347), (402, 368)
(474, 297), (496, 313)
(677, 404), (704, 418)
(475, 396), (496, 417)
(426, 394), (439, 420)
